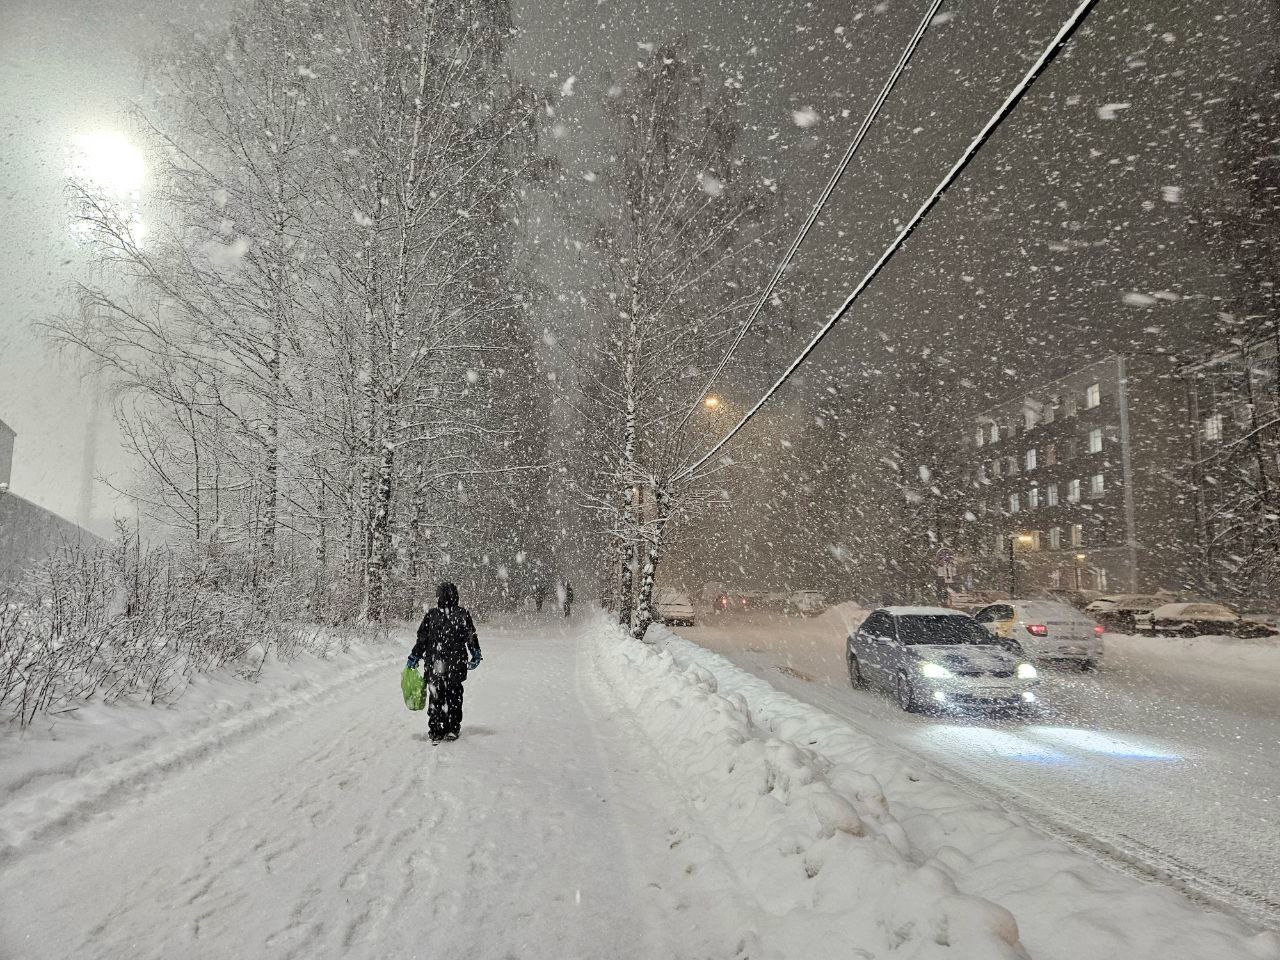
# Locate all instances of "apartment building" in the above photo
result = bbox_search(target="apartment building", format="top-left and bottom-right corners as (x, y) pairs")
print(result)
(951, 357), (1143, 595)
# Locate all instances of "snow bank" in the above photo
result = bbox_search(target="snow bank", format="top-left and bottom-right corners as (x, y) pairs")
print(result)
(1105, 630), (1280, 686)
(616, 623), (1279, 960)
(0, 625), (402, 861)
(590, 615), (1028, 960)
(813, 600), (869, 635)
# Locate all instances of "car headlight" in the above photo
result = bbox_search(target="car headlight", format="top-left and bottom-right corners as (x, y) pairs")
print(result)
(1016, 663), (1038, 680)
(919, 662), (953, 679)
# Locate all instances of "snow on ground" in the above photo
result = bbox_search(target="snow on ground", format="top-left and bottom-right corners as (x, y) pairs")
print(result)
(0, 617), (751, 960)
(678, 611), (1280, 935)
(3, 610), (1276, 960)
(644, 621), (1280, 960)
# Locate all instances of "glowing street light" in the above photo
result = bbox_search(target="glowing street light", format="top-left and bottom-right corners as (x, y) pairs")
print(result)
(703, 395), (721, 410)
(68, 130), (146, 241)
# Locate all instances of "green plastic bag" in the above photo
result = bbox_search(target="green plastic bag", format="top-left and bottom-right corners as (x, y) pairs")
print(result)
(401, 666), (426, 711)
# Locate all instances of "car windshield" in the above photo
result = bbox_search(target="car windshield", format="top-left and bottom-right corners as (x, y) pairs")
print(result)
(896, 615), (995, 646)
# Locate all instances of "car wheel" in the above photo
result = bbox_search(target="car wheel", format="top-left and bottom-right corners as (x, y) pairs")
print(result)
(896, 672), (918, 713)
(1078, 659), (1096, 672)
(848, 654), (865, 688)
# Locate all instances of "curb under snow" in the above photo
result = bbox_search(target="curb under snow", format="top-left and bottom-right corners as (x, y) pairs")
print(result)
(590, 616), (1280, 960)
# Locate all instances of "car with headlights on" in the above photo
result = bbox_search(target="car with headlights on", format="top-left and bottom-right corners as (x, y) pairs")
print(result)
(972, 599), (1104, 670)
(847, 606), (1041, 713)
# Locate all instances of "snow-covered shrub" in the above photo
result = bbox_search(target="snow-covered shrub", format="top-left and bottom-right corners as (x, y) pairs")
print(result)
(0, 536), (367, 727)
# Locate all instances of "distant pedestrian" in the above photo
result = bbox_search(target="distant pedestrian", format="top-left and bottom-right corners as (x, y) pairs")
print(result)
(406, 582), (482, 744)
(533, 583), (547, 612)
(562, 581), (575, 619)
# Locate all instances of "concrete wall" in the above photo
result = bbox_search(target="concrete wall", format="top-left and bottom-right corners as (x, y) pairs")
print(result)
(0, 491), (108, 585)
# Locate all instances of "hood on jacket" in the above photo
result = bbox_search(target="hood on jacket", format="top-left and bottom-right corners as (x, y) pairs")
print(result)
(436, 581), (460, 609)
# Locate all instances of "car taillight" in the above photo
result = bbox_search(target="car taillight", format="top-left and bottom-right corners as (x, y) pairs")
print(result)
(1093, 624), (1104, 636)
(1025, 624), (1048, 636)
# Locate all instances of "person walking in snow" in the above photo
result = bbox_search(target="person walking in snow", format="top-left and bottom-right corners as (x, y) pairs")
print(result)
(562, 581), (574, 619)
(406, 582), (482, 743)
(533, 582), (547, 613)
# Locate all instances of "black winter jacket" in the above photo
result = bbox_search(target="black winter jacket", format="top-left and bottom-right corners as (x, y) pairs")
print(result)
(409, 605), (481, 675)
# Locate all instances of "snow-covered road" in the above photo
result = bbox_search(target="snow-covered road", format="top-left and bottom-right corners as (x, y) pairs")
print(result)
(0, 621), (742, 960)
(677, 612), (1280, 931)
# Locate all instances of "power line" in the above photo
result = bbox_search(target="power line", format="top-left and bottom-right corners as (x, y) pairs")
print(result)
(675, 0), (944, 434)
(673, 0), (1099, 486)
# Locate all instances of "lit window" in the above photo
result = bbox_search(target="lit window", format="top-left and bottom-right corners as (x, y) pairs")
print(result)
(1071, 523), (1084, 547)
(1047, 483), (1058, 507)
(989, 423), (1000, 444)
(1204, 414), (1223, 442)
(974, 427), (984, 448)
(1025, 448), (1037, 471)
(1095, 567), (1108, 590)
(1028, 487), (1040, 509)
(1085, 383), (1101, 409)
(1090, 473), (1105, 496)
(1088, 428), (1103, 454)
(1068, 479), (1081, 502)
(1026, 531), (1042, 551)
(1009, 493), (1020, 514)
(1049, 527), (1062, 550)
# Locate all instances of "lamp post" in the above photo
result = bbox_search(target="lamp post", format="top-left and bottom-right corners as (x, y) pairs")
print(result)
(1074, 552), (1087, 591)
(1009, 533), (1034, 598)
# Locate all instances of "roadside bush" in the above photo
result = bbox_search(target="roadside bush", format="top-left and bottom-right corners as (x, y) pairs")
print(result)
(0, 533), (369, 727)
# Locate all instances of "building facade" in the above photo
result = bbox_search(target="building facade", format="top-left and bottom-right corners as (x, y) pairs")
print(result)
(0, 417), (107, 584)
(0, 417), (14, 491)
(952, 357), (1143, 596)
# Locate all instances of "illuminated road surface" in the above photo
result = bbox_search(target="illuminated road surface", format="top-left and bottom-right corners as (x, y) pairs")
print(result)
(678, 613), (1280, 931)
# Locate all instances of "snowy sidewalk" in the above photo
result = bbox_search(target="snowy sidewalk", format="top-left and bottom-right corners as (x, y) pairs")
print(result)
(0, 619), (742, 960)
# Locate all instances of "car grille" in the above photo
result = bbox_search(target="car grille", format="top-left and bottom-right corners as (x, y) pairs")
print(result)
(954, 669), (1014, 679)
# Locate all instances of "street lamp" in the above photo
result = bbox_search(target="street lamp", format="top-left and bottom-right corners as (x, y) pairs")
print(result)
(1009, 532), (1034, 598)
(703, 395), (721, 410)
(1074, 552), (1087, 591)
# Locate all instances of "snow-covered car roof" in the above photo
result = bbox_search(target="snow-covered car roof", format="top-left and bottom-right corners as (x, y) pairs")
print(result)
(657, 591), (693, 604)
(1151, 602), (1237, 621)
(879, 606), (967, 617)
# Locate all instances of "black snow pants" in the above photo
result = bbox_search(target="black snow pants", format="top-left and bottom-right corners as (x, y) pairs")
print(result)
(427, 667), (466, 740)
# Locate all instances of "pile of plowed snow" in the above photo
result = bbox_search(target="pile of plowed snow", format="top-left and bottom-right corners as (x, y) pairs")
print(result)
(591, 615), (1279, 960)
(812, 600), (869, 636)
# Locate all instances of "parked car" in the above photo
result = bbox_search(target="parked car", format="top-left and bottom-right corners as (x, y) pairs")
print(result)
(655, 590), (696, 627)
(1134, 602), (1277, 638)
(1089, 595), (1170, 632)
(972, 599), (1104, 670)
(786, 590), (827, 616)
(846, 606), (1041, 713)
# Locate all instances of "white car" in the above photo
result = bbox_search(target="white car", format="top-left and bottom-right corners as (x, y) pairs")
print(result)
(847, 607), (1041, 713)
(787, 590), (827, 616)
(655, 591), (695, 626)
(973, 599), (1104, 670)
